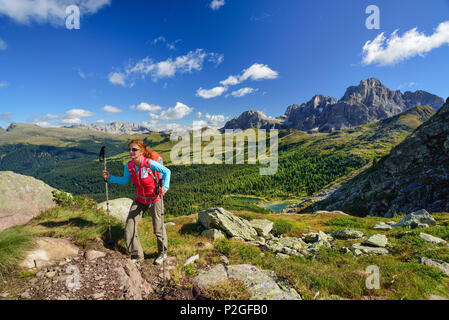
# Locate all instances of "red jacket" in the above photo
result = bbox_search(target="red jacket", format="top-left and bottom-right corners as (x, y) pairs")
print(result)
(127, 156), (161, 204)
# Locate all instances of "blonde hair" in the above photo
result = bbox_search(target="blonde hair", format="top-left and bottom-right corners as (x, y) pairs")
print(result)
(128, 139), (152, 158)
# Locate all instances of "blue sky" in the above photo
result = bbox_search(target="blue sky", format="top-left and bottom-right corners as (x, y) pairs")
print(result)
(0, 0), (448, 131)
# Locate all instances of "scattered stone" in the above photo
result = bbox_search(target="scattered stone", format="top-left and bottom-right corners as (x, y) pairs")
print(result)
(201, 229), (226, 241)
(46, 271), (57, 279)
(184, 254), (200, 266)
(20, 291), (31, 299)
(393, 209), (437, 229)
(350, 244), (389, 256)
(84, 250), (106, 261)
(164, 222), (176, 227)
(0, 293), (9, 298)
(332, 229), (364, 240)
(249, 219), (274, 237)
(219, 255), (229, 265)
(419, 257), (449, 276)
(363, 234), (388, 248)
(193, 264), (228, 295)
(373, 222), (392, 231)
(276, 253), (290, 259)
(419, 233), (447, 245)
(198, 207), (258, 241)
(303, 231), (333, 244)
(226, 264), (301, 300)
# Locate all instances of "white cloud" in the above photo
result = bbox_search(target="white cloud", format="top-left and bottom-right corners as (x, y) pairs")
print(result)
(231, 87), (257, 98)
(108, 72), (127, 87)
(66, 108), (95, 118)
(197, 111), (202, 118)
(220, 75), (240, 86)
(218, 63), (278, 89)
(102, 105), (122, 114)
(31, 108), (95, 127)
(205, 113), (229, 127)
(0, 38), (7, 51)
(362, 21), (449, 66)
(111, 49), (223, 86)
(196, 86), (228, 99)
(0, 0), (110, 26)
(132, 102), (163, 112)
(210, 0), (225, 11)
(192, 120), (209, 130)
(0, 81), (8, 88)
(240, 63), (278, 81)
(151, 102), (193, 121)
(96, 119), (105, 123)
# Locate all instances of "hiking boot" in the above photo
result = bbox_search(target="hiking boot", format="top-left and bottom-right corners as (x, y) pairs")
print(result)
(154, 253), (167, 265)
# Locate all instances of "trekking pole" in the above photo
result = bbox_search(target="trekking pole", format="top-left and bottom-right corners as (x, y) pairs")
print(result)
(99, 146), (113, 245)
(160, 182), (167, 286)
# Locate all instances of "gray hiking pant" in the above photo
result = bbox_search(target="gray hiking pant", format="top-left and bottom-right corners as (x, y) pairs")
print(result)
(125, 199), (167, 259)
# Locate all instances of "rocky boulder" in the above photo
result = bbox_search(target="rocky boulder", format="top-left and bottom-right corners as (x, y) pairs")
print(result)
(362, 234), (389, 248)
(193, 264), (301, 300)
(97, 198), (133, 224)
(332, 228), (364, 240)
(0, 171), (56, 231)
(198, 208), (258, 241)
(249, 219), (274, 237)
(419, 233), (447, 245)
(419, 257), (449, 277)
(393, 210), (437, 229)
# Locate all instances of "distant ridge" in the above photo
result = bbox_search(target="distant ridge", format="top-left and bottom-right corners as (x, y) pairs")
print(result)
(65, 121), (152, 135)
(223, 78), (445, 133)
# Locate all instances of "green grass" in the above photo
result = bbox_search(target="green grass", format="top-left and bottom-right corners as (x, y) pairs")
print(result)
(0, 227), (34, 280)
(2, 193), (448, 300)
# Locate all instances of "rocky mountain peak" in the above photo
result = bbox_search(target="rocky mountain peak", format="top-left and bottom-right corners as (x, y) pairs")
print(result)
(314, 97), (449, 217)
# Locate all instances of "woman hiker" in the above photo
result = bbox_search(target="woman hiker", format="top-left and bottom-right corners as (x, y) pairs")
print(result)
(102, 139), (171, 265)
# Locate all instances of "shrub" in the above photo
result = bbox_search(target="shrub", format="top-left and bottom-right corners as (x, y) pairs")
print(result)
(272, 219), (296, 236)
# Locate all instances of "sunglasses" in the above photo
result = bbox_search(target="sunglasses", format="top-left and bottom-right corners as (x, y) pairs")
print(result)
(129, 148), (140, 152)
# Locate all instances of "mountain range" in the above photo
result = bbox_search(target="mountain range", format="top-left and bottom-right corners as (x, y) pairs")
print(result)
(223, 78), (444, 132)
(64, 121), (152, 135)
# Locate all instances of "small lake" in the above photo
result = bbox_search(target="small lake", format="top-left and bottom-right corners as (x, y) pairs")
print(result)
(260, 203), (291, 213)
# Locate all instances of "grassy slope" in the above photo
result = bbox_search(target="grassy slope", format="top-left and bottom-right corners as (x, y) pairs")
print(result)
(1, 196), (448, 300)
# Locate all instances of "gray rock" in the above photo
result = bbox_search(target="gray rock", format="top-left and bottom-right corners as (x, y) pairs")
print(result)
(97, 198), (133, 224)
(419, 233), (447, 245)
(373, 222), (392, 231)
(303, 231), (333, 243)
(363, 234), (388, 248)
(393, 210), (437, 229)
(419, 257), (449, 276)
(193, 264), (228, 294)
(165, 222), (176, 227)
(184, 254), (200, 266)
(264, 237), (306, 254)
(20, 291), (31, 299)
(198, 208), (258, 241)
(0, 171), (56, 231)
(201, 229), (226, 241)
(332, 228), (364, 240)
(249, 219), (274, 237)
(350, 243), (389, 255)
(227, 264), (301, 300)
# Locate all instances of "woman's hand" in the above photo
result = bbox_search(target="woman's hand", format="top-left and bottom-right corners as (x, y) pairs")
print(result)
(161, 187), (167, 196)
(102, 170), (110, 180)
